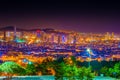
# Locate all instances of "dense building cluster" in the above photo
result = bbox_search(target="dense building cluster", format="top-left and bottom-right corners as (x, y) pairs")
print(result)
(0, 26), (120, 64)
(0, 26), (119, 44)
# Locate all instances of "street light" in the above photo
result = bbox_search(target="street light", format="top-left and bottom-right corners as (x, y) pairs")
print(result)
(87, 48), (91, 53)
(86, 48), (91, 67)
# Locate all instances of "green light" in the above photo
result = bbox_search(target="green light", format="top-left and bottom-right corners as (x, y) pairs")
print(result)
(28, 61), (33, 65)
(16, 38), (26, 43)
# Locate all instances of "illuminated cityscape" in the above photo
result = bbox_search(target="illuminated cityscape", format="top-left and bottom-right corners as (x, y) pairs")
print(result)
(0, 26), (119, 62)
(0, 26), (120, 79)
(0, 0), (120, 80)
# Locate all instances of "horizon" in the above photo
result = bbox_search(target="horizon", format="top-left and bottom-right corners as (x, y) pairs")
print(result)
(0, 26), (119, 34)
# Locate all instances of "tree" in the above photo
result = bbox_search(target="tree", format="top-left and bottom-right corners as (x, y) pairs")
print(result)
(78, 67), (95, 80)
(109, 62), (120, 78)
(71, 56), (77, 63)
(25, 62), (36, 75)
(54, 62), (70, 79)
(54, 62), (95, 80)
(100, 66), (109, 76)
(36, 63), (48, 75)
(36, 57), (56, 75)
(0, 61), (25, 76)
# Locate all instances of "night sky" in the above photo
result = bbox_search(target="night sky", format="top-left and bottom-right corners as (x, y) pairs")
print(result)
(0, 0), (120, 33)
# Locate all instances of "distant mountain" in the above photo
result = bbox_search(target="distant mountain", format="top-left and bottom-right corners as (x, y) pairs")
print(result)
(0, 26), (67, 34)
(0, 26), (55, 32)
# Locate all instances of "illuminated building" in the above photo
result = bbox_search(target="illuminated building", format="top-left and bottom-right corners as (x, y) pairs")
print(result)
(0, 26), (119, 46)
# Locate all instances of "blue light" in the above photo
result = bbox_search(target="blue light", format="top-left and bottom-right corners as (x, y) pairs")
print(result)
(0, 51), (3, 57)
(41, 49), (46, 53)
(118, 45), (120, 48)
(37, 33), (40, 37)
(7, 32), (10, 37)
(27, 52), (31, 55)
(62, 35), (66, 43)
(23, 59), (28, 63)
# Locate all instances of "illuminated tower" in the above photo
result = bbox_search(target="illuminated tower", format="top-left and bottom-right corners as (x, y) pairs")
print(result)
(111, 32), (114, 40)
(106, 32), (110, 40)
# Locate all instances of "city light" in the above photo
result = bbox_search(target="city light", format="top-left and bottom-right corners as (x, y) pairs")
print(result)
(87, 48), (91, 53)
(0, 26), (119, 78)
